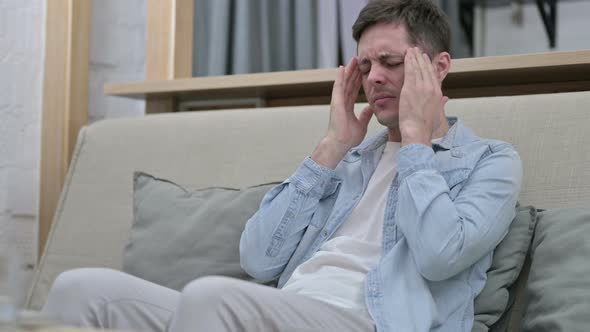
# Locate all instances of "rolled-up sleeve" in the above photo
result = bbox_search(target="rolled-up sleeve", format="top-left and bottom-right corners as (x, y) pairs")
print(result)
(240, 157), (339, 281)
(395, 143), (522, 281)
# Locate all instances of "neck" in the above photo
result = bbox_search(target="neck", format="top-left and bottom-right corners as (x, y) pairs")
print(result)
(387, 115), (451, 143)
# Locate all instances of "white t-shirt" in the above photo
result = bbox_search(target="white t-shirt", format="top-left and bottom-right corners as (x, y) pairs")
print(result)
(282, 142), (401, 319)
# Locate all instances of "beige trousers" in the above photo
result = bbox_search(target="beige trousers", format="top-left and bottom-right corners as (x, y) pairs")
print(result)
(42, 268), (375, 332)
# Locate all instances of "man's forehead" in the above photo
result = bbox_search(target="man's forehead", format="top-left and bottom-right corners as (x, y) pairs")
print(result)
(356, 21), (410, 57)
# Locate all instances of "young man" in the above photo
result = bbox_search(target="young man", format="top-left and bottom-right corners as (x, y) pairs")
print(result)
(43, 1), (521, 331)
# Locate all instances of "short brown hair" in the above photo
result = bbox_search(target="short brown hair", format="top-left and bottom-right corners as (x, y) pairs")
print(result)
(352, 0), (451, 57)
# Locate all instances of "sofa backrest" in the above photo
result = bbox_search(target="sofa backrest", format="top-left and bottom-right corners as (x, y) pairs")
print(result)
(450, 91), (589, 208)
(26, 91), (590, 309)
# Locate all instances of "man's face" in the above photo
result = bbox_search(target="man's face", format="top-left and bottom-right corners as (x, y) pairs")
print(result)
(357, 22), (413, 128)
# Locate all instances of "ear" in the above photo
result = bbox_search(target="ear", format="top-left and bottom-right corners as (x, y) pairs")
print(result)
(433, 51), (451, 83)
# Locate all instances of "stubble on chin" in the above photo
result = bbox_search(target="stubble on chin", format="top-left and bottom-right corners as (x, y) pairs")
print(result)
(373, 105), (403, 142)
(373, 104), (400, 129)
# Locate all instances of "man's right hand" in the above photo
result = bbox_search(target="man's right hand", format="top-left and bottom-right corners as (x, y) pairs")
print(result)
(311, 57), (374, 169)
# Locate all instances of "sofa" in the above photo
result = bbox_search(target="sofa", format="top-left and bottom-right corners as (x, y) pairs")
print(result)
(26, 91), (590, 331)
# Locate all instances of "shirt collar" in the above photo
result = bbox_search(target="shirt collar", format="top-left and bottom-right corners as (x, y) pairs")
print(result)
(350, 117), (479, 155)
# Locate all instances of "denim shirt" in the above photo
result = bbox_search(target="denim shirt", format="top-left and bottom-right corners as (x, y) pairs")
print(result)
(240, 118), (522, 332)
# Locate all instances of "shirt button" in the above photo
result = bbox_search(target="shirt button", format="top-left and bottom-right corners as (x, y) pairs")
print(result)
(451, 149), (463, 158)
(322, 229), (328, 237)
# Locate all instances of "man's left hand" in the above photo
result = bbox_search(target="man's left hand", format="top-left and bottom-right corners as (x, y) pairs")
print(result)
(398, 47), (448, 147)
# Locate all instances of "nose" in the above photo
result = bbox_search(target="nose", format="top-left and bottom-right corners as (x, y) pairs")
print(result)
(367, 65), (386, 86)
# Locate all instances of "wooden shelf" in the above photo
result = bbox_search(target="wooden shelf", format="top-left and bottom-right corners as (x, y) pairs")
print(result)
(104, 50), (590, 107)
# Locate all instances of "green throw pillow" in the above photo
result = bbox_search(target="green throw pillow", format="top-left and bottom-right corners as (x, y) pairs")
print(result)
(472, 205), (537, 332)
(522, 208), (590, 332)
(122, 171), (279, 291)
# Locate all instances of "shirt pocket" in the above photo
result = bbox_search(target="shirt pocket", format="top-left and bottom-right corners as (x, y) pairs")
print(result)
(309, 182), (341, 228)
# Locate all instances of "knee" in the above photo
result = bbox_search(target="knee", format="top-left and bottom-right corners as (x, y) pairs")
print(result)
(42, 268), (124, 320)
(170, 277), (271, 331)
(172, 276), (251, 329)
(46, 268), (116, 303)
(180, 276), (242, 306)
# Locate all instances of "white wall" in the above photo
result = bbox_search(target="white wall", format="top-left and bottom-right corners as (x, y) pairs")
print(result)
(0, 0), (46, 281)
(0, 0), (146, 300)
(482, 1), (590, 56)
(89, 0), (146, 123)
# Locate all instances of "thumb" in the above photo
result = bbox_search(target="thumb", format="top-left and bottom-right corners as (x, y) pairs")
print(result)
(358, 105), (374, 129)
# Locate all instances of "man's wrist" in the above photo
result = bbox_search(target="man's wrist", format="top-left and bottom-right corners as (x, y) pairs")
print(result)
(400, 126), (432, 147)
(310, 137), (350, 169)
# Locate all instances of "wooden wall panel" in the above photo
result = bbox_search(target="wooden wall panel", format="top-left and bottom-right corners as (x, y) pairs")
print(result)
(146, 0), (194, 113)
(39, 0), (90, 259)
(146, 0), (194, 80)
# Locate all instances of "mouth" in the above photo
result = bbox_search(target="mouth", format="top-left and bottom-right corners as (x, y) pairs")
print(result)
(371, 94), (396, 104)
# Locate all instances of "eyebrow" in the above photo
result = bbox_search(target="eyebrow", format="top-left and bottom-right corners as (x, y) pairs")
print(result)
(378, 53), (404, 61)
(359, 52), (404, 65)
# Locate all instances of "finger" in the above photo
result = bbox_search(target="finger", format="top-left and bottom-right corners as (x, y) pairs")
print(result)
(342, 57), (357, 89)
(358, 105), (374, 128)
(411, 47), (423, 82)
(331, 65), (345, 100)
(404, 48), (416, 86)
(414, 48), (428, 83)
(344, 57), (356, 76)
(349, 70), (362, 95)
(422, 53), (439, 87)
(346, 59), (363, 104)
(333, 65), (344, 90)
(347, 73), (363, 108)
(346, 58), (361, 89)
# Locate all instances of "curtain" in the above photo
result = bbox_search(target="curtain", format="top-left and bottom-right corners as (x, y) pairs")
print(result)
(338, 0), (370, 64)
(193, 0), (368, 76)
(436, 0), (472, 59)
(317, 0), (339, 68)
(192, 0), (467, 76)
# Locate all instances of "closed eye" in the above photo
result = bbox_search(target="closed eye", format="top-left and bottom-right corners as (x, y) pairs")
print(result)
(387, 62), (403, 69)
